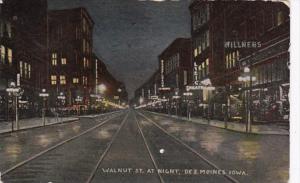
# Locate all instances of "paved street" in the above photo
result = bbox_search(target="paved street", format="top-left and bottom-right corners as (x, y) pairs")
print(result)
(0, 109), (289, 183)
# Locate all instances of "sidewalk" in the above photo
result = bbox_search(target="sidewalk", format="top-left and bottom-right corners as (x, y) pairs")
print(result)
(0, 116), (79, 134)
(147, 111), (289, 135)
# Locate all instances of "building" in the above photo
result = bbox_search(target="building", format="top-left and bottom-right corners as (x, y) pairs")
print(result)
(0, 0), (48, 120)
(189, 1), (290, 122)
(48, 7), (94, 109)
(92, 54), (128, 105)
(158, 38), (192, 96)
(0, 0), (14, 120)
(134, 70), (160, 105)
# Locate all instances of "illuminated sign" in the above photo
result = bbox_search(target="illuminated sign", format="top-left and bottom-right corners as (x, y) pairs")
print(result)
(183, 92), (193, 96)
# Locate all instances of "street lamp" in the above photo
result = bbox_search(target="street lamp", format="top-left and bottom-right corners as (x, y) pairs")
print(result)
(6, 81), (23, 131)
(98, 84), (107, 94)
(39, 88), (49, 126)
(238, 66), (256, 133)
(117, 88), (122, 105)
(75, 95), (83, 115)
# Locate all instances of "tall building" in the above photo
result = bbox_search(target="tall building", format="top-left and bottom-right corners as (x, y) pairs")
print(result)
(0, 0), (48, 120)
(190, 1), (289, 122)
(158, 38), (192, 97)
(48, 7), (94, 108)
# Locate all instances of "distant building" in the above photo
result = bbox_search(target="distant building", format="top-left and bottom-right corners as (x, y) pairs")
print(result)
(92, 54), (128, 105)
(134, 70), (160, 105)
(48, 7), (94, 108)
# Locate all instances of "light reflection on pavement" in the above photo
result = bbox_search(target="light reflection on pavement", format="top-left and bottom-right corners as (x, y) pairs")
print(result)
(141, 111), (289, 183)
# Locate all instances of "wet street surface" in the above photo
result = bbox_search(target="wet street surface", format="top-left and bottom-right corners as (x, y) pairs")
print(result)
(0, 109), (289, 183)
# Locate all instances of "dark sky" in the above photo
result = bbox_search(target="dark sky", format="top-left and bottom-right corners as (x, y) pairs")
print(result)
(48, 0), (191, 99)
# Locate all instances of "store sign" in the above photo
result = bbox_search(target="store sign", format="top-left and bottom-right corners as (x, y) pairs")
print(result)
(183, 92), (193, 96)
(150, 95), (159, 100)
(186, 85), (202, 91)
(159, 87), (171, 91)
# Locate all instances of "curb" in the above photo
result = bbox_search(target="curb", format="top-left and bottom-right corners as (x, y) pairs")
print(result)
(145, 111), (289, 136)
(0, 118), (79, 135)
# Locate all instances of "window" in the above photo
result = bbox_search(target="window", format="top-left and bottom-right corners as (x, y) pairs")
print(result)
(1, 45), (5, 62)
(194, 48), (198, 57)
(7, 48), (12, 65)
(73, 77), (79, 84)
(83, 18), (86, 33)
(83, 39), (86, 52)
(61, 58), (67, 65)
(83, 57), (87, 68)
(82, 76), (88, 86)
(28, 64), (31, 79)
(184, 70), (188, 85)
(205, 58), (209, 74)
(276, 11), (284, 26)
(6, 22), (11, 38)
(60, 75), (66, 85)
(51, 75), (57, 85)
(206, 31), (209, 47)
(51, 53), (57, 66)
(0, 22), (4, 37)
(24, 62), (28, 78)
(20, 61), (23, 77)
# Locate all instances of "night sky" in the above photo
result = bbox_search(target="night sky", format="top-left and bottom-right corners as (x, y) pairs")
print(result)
(48, 0), (191, 99)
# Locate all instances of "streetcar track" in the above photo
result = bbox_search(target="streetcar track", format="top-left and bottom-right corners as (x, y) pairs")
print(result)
(134, 112), (165, 183)
(85, 111), (130, 183)
(2, 111), (125, 176)
(136, 111), (240, 183)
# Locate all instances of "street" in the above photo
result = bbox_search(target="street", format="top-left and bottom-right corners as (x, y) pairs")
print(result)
(0, 109), (288, 183)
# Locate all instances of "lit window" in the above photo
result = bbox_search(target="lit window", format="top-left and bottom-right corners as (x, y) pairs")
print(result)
(83, 18), (86, 33)
(232, 52), (236, 67)
(51, 75), (57, 85)
(83, 57), (87, 68)
(20, 61), (23, 77)
(226, 54), (229, 69)
(277, 11), (284, 26)
(61, 58), (67, 65)
(1, 45), (5, 62)
(205, 58), (209, 74)
(60, 75), (66, 85)
(24, 62), (28, 78)
(6, 22), (11, 38)
(194, 48), (198, 57)
(73, 77), (79, 84)
(52, 53), (57, 66)
(7, 48), (12, 65)
(206, 31), (209, 47)
(28, 64), (31, 79)
(82, 76), (88, 85)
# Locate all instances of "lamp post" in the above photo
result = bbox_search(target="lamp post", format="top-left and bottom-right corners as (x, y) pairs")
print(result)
(6, 81), (22, 131)
(39, 89), (49, 126)
(117, 88), (122, 106)
(57, 92), (65, 119)
(75, 96), (83, 115)
(238, 67), (256, 133)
